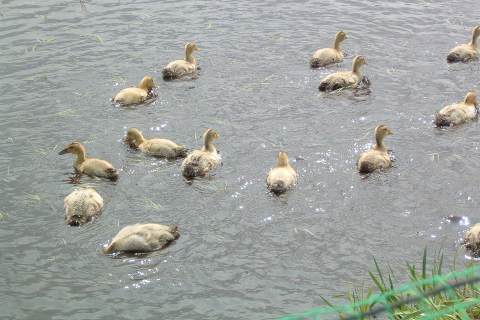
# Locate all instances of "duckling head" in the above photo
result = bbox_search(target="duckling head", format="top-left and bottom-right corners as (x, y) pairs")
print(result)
(58, 142), (83, 155)
(352, 55), (368, 69)
(185, 42), (200, 53)
(125, 128), (143, 142)
(464, 92), (478, 105)
(204, 128), (220, 143)
(472, 26), (480, 39)
(374, 124), (394, 141)
(139, 76), (158, 90)
(334, 31), (348, 43)
(277, 151), (290, 166)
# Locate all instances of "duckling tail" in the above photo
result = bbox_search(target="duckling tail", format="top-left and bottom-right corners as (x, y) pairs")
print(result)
(181, 163), (198, 177)
(434, 113), (451, 126)
(446, 52), (461, 62)
(310, 58), (321, 68)
(162, 67), (176, 79)
(358, 161), (375, 173)
(169, 226), (180, 240)
(107, 168), (119, 179)
(271, 180), (287, 192)
(174, 146), (188, 158)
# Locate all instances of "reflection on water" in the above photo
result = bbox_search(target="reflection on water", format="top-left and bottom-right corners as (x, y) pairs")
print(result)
(1, 0), (480, 319)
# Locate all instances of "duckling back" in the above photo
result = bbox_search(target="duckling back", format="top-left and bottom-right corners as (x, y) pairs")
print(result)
(181, 150), (219, 177)
(64, 188), (103, 226)
(103, 223), (180, 254)
(80, 159), (119, 179)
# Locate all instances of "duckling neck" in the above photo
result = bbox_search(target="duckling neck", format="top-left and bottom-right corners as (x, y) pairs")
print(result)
(201, 140), (216, 153)
(134, 136), (146, 147)
(74, 149), (86, 165)
(352, 63), (363, 74)
(333, 35), (343, 50)
(470, 32), (480, 48)
(185, 51), (196, 65)
(374, 136), (387, 152)
(278, 159), (289, 167)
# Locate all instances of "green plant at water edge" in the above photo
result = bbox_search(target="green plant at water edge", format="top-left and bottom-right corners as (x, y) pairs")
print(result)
(321, 247), (480, 320)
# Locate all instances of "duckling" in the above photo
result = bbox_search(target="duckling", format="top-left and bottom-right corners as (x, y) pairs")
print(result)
(267, 152), (297, 192)
(446, 26), (480, 62)
(59, 142), (119, 179)
(125, 128), (188, 158)
(357, 125), (393, 173)
(64, 188), (103, 226)
(112, 76), (158, 105)
(465, 223), (480, 256)
(162, 42), (200, 79)
(435, 92), (478, 126)
(310, 31), (347, 67)
(318, 55), (368, 91)
(181, 129), (220, 177)
(103, 223), (180, 254)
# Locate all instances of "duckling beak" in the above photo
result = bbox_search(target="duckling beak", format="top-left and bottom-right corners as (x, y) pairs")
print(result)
(364, 60), (368, 65)
(153, 83), (158, 88)
(344, 35), (348, 39)
(195, 46), (200, 51)
(58, 148), (68, 155)
(387, 130), (394, 135)
(215, 133), (220, 138)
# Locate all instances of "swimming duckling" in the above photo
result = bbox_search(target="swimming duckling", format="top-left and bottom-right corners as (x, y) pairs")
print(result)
(267, 152), (297, 192)
(181, 129), (220, 177)
(59, 142), (119, 179)
(318, 55), (368, 91)
(103, 223), (180, 254)
(125, 128), (188, 158)
(446, 26), (480, 62)
(112, 76), (158, 105)
(64, 188), (103, 226)
(435, 92), (478, 126)
(310, 31), (347, 67)
(162, 42), (200, 79)
(465, 223), (480, 256)
(357, 125), (393, 173)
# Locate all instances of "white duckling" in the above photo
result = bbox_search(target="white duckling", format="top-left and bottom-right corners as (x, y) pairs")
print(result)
(181, 129), (220, 177)
(435, 92), (478, 126)
(103, 223), (180, 254)
(465, 223), (480, 256)
(162, 42), (200, 79)
(357, 125), (393, 173)
(267, 152), (297, 192)
(446, 26), (480, 62)
(125, 128), (188, 158)
(318, 55), (368, 91)
(59, 142), (119, 179)
(112, 76), (158, 105)
(310, 31), (348, 67)
(64, 188), (103, 226)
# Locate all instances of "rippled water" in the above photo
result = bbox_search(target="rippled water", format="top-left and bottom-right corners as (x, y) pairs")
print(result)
(1, 0), (480, 319)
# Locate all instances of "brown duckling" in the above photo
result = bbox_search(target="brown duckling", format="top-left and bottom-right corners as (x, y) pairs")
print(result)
(112, 76), (158, 105)
(446, 26), (480, 62)
(125, 128), (187, 158)
(64, 188), (103, 226)
(59, 142), (118, 179)
(465, 223), (480, 256)
(162, 42), (199, 79)
(310, 31), (347, 67)
(181, 129), (220, 177)
(103, 223), (180, 254)
(435, 92), (478, 126)
(357, 125), (393, 173)
(318, 55), (368, 91)
(266, 152), (297, 192)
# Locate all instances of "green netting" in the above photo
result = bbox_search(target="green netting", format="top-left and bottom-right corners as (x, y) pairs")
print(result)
(275, 263), (480, 320)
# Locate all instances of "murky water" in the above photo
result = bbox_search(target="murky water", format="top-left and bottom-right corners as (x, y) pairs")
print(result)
(1, 0), (480, 319)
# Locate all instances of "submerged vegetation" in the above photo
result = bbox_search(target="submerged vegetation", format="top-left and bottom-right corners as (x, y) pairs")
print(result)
(321, 247), (480, 320)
